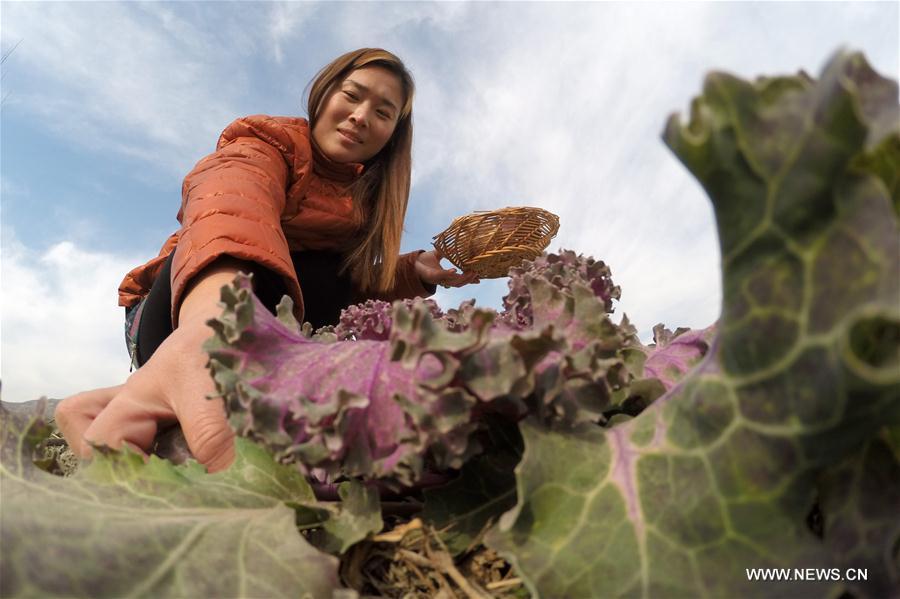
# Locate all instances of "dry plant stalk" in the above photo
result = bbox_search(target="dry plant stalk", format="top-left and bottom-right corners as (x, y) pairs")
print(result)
(341, 516), (524, 598)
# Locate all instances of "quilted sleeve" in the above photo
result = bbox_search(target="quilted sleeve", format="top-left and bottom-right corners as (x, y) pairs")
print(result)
(170, 115), (309, 326)
(362, 250), (437, 304)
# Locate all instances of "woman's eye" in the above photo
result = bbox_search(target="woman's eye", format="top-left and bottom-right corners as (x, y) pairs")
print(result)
(376, 110), (391, 120)
(342, 91), (358, 101)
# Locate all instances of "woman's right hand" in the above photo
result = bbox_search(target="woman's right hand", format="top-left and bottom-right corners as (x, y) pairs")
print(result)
(414, 249), (480, 288)
(55, 259), (246, 473)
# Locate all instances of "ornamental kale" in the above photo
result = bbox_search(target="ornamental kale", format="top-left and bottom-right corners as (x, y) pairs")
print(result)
(203, 241), (663, 488)
(487, 50), (899, 598)
(1, 49), (896, 598)
(0, 401), (344, 598)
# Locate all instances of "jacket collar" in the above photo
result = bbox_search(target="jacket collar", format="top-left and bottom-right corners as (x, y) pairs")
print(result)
(310, 135), (365, 183)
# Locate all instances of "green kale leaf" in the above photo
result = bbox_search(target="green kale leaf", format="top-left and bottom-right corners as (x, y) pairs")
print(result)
(0, 400), (342, 598)
(487, 49), (900, 598)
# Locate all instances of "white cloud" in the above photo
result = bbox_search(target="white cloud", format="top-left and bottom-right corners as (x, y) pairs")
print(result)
(269, 3), (319, 65)
(313, 2), (471, 45)
(1, 1), (895, 389)
(376, 2), (894, 336)
(403, 3), (728, 335)
(1, 232), (141, 402)
(2, 2), (243, 175)
(0, 176), (29, 199)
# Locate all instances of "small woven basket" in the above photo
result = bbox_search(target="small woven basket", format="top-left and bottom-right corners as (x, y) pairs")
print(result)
(432, 206), (560, 278)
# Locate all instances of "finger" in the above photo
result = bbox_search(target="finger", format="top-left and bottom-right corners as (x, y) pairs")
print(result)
(175, 394), (235, 473)
(448, 280), (478, 289)
(158, 352), (235, 472)
(443, 267), (464, 279)
(441, 270), (479, 287)
(427, 269), (456, 288)
(82, 384), (175, 458)
(55, 384), (124, 457)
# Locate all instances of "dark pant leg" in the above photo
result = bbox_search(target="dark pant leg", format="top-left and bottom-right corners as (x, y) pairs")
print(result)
(242, 250), (354, 329)
(289, 250), (353, 330)
(132, 250), (355, 367)
(131, 252), (299, 367)
(134, 252), (176, 367)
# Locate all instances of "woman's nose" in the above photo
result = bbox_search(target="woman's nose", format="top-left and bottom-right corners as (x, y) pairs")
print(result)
(348, 106), (369, 128)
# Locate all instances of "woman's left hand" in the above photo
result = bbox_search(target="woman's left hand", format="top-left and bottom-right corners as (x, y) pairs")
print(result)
(415, 249), (480, 288)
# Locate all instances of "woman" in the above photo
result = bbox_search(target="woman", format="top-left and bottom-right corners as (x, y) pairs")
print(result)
(55, 48), (477, 472)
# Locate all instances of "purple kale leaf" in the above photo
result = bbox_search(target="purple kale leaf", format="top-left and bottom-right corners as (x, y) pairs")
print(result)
(333, 298), (444, 341)
(636, 323), (717, 391)
(501, 249), (621, 329)
(206, 280), (478, 486)
(205, 246), (656, 486)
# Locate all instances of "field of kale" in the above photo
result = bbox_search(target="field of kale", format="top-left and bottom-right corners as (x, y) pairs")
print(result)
(1, 49), (897, 598)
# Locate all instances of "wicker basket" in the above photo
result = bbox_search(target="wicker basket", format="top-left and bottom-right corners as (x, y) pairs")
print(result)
(432, 206), (560, 278)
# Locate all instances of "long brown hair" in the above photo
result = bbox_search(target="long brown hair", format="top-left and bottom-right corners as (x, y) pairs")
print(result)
(306, 48), (415, 294)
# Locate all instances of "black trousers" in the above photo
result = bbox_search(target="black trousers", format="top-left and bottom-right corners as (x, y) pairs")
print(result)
(128, 251), (354, 367)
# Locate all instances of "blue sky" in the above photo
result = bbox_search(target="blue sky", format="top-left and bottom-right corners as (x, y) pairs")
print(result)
(1, 1), (897, 402)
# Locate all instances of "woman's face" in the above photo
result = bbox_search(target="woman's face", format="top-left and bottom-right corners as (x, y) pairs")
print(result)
(312, 65), (405, 164)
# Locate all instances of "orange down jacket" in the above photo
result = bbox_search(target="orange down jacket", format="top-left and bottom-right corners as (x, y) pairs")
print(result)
(117, 115), (434, 326)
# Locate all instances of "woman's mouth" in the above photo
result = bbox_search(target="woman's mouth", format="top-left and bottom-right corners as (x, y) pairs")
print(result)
(337, 128), (363, 144)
